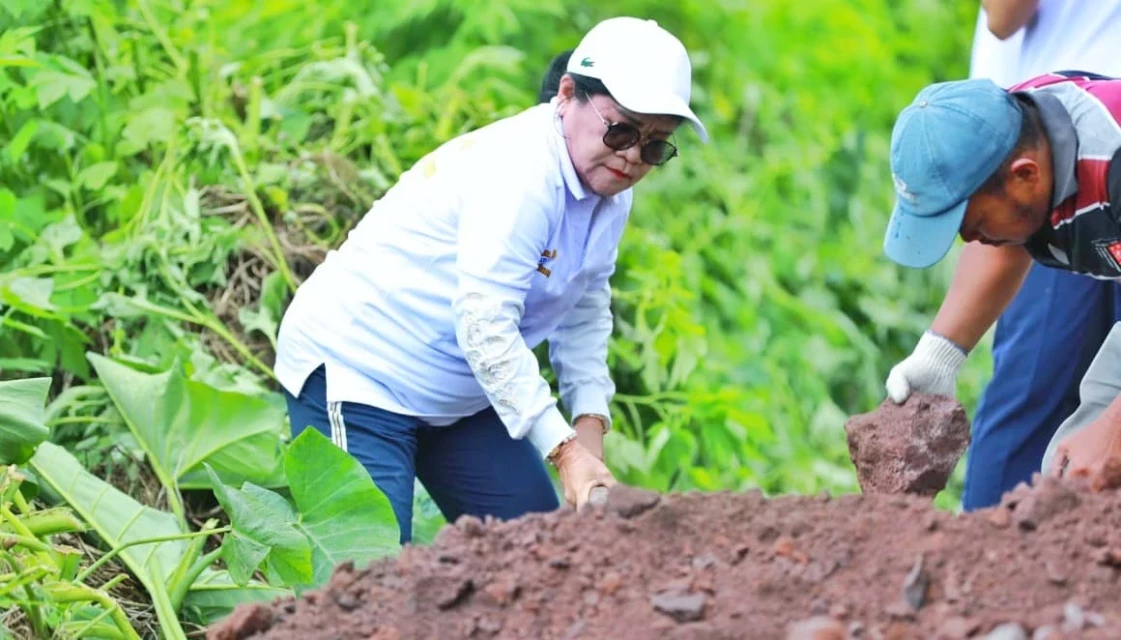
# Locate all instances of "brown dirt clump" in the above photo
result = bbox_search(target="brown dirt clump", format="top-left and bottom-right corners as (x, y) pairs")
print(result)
(210, 478), (1121, 640)
(845, 393), (971, 496)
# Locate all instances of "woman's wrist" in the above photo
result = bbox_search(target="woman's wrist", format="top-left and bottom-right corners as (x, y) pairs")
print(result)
(546, 432), (579, 467)
(574, 414), (608, 434)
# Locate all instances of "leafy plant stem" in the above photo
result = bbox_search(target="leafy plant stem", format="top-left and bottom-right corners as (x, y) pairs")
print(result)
(113, 294), (275, 380)
(46, 582), (143, 640)
(229, 145), (297, 292)
(74, 526), (231, 585)
(148, 562), (189, 640)
(134, 0), (188, 74)
(0, 555), (47, 636)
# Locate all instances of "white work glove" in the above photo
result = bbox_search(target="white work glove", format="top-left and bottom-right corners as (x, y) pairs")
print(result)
(885, 331), (968, 403)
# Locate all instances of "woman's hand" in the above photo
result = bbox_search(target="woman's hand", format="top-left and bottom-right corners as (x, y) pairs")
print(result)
(551, 438), (616, 508)
(1050, 414), (1121, 490)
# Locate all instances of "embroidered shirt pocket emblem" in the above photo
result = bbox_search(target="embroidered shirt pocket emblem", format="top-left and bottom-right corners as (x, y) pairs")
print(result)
(537, 249), (557, 277)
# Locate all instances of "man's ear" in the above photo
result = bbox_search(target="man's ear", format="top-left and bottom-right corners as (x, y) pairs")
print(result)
(1009, 157), (1040, 184)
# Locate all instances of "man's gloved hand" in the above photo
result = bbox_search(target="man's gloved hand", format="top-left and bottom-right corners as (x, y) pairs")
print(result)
(885, 331), (968, 403)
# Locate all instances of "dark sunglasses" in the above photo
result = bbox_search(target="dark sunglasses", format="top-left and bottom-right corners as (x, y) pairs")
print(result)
(587, 96), (678, 166)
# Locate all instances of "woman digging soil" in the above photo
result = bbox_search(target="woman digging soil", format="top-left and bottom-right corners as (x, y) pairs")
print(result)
(273, 16), (708, 544)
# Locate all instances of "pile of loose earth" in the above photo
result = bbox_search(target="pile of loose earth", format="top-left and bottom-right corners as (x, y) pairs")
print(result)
(210, 478), (1121, 640)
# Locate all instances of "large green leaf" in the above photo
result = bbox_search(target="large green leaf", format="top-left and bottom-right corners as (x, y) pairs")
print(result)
(29, 441), (190, 639)
(0, 276), (57, 317)
(30, 443), (285, 633)
(206, 466), (313, 587)
(88, 353), (287, 494)
(29, 442), (187, 588)
(0, 377), (51, 464)
(286, 429), (399, 587)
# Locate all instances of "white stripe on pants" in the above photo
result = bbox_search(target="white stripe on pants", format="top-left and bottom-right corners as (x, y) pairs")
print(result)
(328, 401), (349, 452)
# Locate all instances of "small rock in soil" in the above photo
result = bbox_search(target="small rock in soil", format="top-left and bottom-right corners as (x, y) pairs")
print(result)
(456, 515), (486, 537)
(986, 623), (1028, 640)
(939, 616), (980, 639)
(481, 573), (519, 606)
(549, 555), (572, 569)
(844, 393), (970, 496)
(477, 615), (503, 635)
(563, 620), (586, 640)
(692, 553), (718, 571)
(1010, 478), (1080, 531)
(433, 577), (474, 610)
(651, 591), (707, 623)
(987, 508), (1012, 529)
(605, 484), (662, 519)
(332, 592), (358, 612)
(902, 554), (929, 610)
(1061, 601), (1104, 631)
(368, 626), (401, 640)
(1062, 602), (1085, 632)
(786, 616), (848, 640)
(1044, 561), (1068, 585)
(597, 571), (623, 596)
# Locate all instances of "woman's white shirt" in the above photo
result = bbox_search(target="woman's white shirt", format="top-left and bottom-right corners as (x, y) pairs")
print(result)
(275, 101), (629, 457)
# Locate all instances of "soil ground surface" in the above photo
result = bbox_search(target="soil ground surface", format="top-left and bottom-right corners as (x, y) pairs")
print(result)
(210, 479), (1121, 640)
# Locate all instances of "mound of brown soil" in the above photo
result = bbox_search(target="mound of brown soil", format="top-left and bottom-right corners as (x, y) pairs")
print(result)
(210, 480), (1121, 640)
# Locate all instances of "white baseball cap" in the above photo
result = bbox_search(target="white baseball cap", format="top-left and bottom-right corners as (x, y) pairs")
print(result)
(566, 17), (709, 143)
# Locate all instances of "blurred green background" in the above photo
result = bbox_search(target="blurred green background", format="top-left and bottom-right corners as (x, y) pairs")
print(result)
(0, 0), (986, 512)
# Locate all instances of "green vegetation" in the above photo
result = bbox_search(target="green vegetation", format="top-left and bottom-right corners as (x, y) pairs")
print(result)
(1, 0), (984, 635)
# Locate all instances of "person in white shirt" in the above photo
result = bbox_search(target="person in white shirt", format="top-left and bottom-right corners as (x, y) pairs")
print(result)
(275, 17), (708, 543)
(885, 0), (1121, 510)
(968, 7), (1023, 89)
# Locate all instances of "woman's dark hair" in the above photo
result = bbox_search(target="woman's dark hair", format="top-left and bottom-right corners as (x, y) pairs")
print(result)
(569, 73), (611, 102)
(539, 50), (573, 103)
(538, 49), (612, 103)
(977, 93), (1046, 194)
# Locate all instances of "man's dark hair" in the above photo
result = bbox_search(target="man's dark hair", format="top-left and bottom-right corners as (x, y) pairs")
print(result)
(978, 94), (1046, 194)
(538, 49), (612, 104)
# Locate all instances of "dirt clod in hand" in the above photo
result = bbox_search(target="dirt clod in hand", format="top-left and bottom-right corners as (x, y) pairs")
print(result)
(845, 393), (970, 496)
(211, 481), (1121, 640)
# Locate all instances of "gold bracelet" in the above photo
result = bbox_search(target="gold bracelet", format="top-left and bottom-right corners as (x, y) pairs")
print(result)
(546, 432), (578, 466)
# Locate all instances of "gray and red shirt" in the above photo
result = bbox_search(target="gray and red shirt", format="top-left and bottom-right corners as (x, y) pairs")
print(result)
(1014, 71), (1121, 278)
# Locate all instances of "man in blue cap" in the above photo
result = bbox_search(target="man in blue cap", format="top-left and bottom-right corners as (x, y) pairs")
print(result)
(948, 1), (1121, 512)
(883, 71), (1121, 488)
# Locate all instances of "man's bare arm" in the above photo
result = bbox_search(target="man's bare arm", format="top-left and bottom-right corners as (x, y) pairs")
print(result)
(982, 0), (1039, 39)
(930, 242), (1033, 350)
